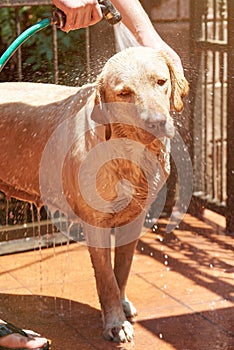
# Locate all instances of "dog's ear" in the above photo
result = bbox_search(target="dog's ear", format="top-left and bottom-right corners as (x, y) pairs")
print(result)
(90, 76), (112, 140)
(164, 54), (189, 112)
(90, 76), (109, 124)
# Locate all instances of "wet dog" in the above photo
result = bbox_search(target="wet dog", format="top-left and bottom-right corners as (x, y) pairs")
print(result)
(0, 47), (188, 342)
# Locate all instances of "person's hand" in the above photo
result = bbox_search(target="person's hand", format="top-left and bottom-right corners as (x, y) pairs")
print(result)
(52, 0), (103, 31)
(159, 41), (184, 74)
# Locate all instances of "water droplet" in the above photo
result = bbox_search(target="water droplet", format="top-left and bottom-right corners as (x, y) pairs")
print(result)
(209, 263), (214, 268)
(209, 301), (216, 310)
(159, 333), (163, 339)
(164, 261), (168, 266)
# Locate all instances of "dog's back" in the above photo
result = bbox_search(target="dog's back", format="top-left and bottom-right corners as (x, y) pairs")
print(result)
(0, 82), (95, 205)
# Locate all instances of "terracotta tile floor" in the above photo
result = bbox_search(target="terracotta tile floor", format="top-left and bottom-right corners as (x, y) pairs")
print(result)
(0, 212), (234, 349)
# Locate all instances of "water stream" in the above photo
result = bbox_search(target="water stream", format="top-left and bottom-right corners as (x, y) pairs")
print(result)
(114, 22), (140, 51)
(5, 198), (9, 242)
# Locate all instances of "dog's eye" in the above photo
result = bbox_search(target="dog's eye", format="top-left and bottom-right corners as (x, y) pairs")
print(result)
(157, 79), (167, 86)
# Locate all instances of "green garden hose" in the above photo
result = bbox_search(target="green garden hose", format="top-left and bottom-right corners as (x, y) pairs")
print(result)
(0, 18), (50, 73)
(0, 1), (121, 74)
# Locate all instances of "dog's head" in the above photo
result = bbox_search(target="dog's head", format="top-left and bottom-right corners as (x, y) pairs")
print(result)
(92, 46), (189, 141)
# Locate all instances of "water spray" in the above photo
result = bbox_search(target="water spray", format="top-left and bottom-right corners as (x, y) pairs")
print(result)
(0, 0), (122, 73)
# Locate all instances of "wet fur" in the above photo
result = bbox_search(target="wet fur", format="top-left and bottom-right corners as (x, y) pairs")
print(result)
(0, 47), (188, 343)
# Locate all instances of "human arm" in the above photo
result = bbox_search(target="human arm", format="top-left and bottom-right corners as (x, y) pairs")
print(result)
(111, 0), (183, 73)
(52, 0), (183, 72)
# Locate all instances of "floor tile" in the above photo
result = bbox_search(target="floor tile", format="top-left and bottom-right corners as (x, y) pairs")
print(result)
(0, 213), (233, 349)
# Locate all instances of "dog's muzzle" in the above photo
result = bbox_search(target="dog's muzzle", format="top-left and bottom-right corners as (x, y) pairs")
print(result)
(145, 111), (175, 139)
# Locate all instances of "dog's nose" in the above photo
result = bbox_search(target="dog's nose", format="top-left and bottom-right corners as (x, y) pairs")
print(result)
(148, 120), (166, 129)
(146, 112), (167, 129)
(159, 120), (166, 128)
(145, 112), (174, 138)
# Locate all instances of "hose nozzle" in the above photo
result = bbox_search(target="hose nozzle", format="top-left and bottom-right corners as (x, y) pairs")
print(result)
(98, 0), (122, 25)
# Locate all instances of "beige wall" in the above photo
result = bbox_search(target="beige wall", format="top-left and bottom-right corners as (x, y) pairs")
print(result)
(150, 0), (190, 71)
(151, 0), (189, 19)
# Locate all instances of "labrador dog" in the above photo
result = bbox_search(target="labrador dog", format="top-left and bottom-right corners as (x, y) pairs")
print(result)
(0, 47), (189, 343)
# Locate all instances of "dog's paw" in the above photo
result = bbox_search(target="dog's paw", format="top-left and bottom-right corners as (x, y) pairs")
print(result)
(103, 320), (134, 343)
(122, 298), (137, 319)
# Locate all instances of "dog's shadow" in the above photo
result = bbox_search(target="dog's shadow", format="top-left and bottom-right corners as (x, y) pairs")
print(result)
(0, 293), (125, 350)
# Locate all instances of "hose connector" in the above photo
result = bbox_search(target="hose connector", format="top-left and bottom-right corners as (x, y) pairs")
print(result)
(51, 10), (66, 28)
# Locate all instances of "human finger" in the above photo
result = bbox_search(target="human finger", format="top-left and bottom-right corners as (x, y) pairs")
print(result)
(61, 3), (102, 30)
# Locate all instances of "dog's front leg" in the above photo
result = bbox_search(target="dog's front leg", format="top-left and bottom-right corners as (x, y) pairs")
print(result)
(88, 246), (134, 342)
(114, 213), (146, 319)
(85, 226), (134, 343)
(114, 240), (138, 320)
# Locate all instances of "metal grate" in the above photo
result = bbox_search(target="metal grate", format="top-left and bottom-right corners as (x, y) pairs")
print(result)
(190, 0), (234, 233)
(0, 1), (87, 251)
(0, 0), (89, 84)
(0, 1), (58, 82)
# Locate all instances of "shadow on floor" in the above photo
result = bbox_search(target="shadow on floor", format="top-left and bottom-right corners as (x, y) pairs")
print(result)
(139, 306), (234, 350)
(0, 293), (126, 350)
(137, 222), (234, 303)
